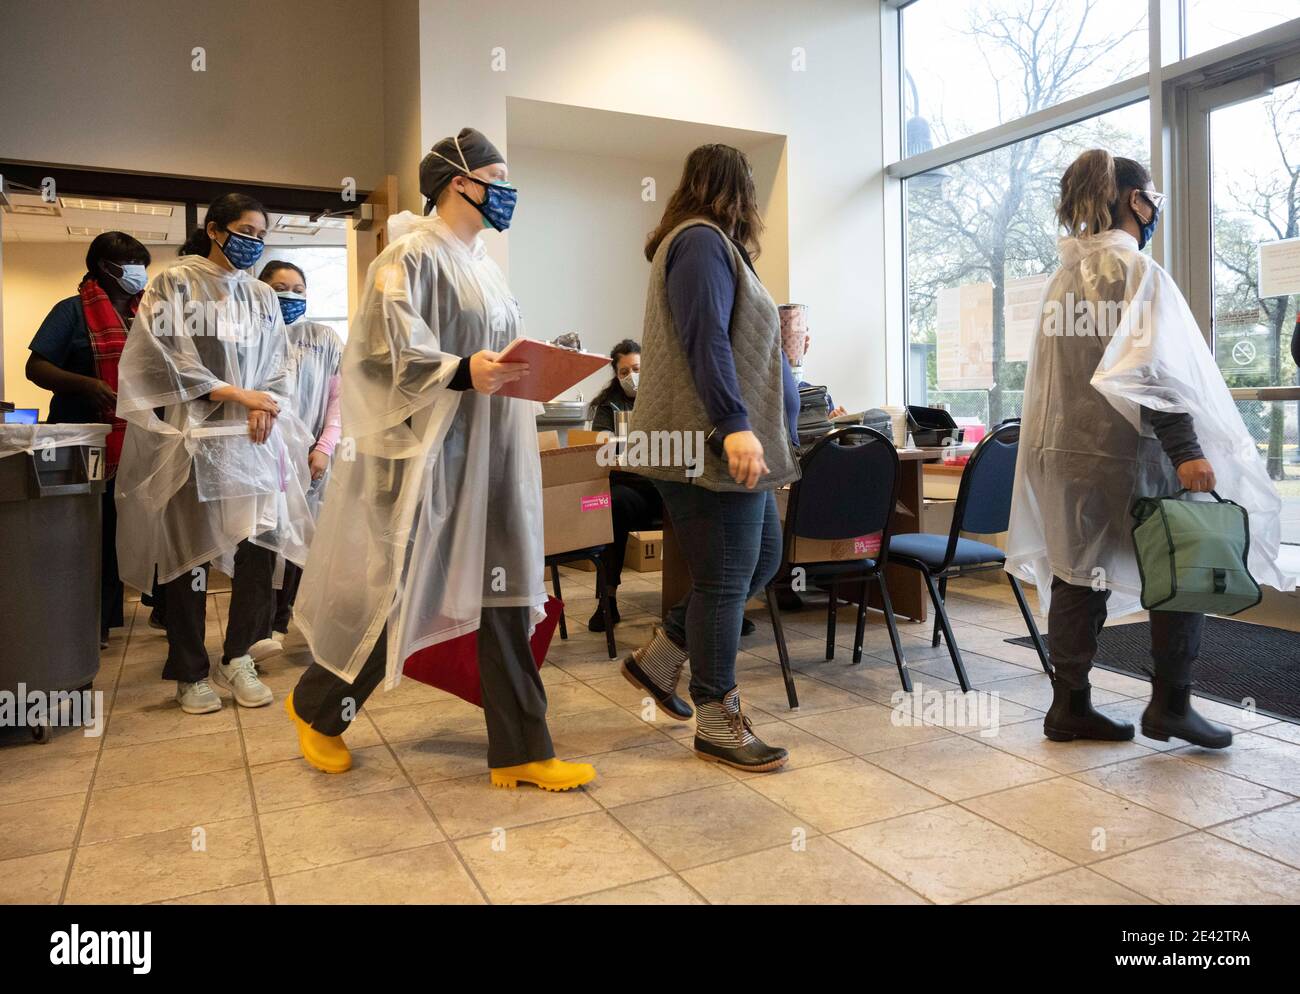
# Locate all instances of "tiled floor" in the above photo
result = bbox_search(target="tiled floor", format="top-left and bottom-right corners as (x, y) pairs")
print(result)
(3, 570), (1299, 905)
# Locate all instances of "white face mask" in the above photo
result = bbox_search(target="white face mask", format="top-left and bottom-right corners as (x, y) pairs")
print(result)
(109, 262), (148, 295)
(619, 370), (639, 398)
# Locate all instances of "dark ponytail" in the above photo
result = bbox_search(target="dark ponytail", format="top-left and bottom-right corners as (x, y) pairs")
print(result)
(179, 191), (269, 258)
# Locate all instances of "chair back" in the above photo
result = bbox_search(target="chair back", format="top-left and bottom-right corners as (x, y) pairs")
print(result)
(784, 425), (901, 565)
(938, 420), (1020, 567)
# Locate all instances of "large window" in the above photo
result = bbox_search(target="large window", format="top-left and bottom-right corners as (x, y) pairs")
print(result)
(906, 101), (1148, 425)
(889, 0), (1300, 544)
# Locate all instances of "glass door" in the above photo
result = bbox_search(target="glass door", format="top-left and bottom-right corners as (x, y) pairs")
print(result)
(1186, 56), (1300, 545)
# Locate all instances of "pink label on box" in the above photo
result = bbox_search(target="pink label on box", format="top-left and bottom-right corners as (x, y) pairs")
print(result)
(580, 494), (611, 511)
(853, 534), (882, 556)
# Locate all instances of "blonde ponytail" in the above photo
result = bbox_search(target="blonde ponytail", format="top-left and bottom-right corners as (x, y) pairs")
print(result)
(1057, 149), (1117, 237)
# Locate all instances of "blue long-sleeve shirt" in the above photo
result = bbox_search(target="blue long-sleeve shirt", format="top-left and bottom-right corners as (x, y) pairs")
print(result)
(665, 224), (800, 444)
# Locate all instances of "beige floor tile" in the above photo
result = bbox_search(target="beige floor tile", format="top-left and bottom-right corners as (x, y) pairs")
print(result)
(390, 730), (492, 784)
(558, 874), (705, 905)
(361, 677), (462, 711)
(251, 744), (408, 813)
(81, 767), (253, 845)
(0, 748), (96, 804)
(1085, 668), (1155, 698)
(740, 673), (872, 717)
(1092, 832), (1300, 904)
(789, 702), (955, 755)
(973, 718), (1155, 774)
(0, 793), (86, 860)
(546, 706), (670, 758)
(242, 712), (382, 767)
(867, 734), (1055, 801)
(272, 842), (484, 904)
(911, 651), (1039, 685)
(612, 781), (808, 871)
(1175, 732), (1300, 795)
(0, 849), (71, 904)
(1095, 699), (1186, 752)
(537, 679), (620, 718)
(104, 705), (238, 749)
(1076, 753), (1292, 828)
(1207, 801), (1300, 870)
(963, 777), (1189, 864)
(1254, 720), (1300, 746)
(968, 866), (1153, 904)
(259, 787), (443, 875)
(576, 740), (733, 808)
(984, 673), (1123, 713)
(833, 804), (1072, 904)
(1187, 698), (1285, 731)
(419, 773), (599, 838)
(683, 836), (927, 905)
(746, 757), (945, 833)
(361, 698), (486, 743)
(717, 721), (855, 778)
(158, 880), (271, 904)
(66, 817), (264, 904)
(93, 731), (243, 790)
(456, 811), (664, 904)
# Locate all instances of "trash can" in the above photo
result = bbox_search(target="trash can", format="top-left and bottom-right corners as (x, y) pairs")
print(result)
(0, 423), (109, 742)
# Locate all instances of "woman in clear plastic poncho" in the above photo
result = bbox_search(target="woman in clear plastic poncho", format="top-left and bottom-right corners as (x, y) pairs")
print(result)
(246, 259), (344, 656)
(286, 128), (596, 793)
(1008, 149), (1294, 750)
(115, 193), (316, 717)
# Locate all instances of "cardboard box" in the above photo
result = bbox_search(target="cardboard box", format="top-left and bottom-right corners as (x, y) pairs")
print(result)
(540, 442), (614, 557)
(775, 487), (882, 564)
(625, 530), (663, 572)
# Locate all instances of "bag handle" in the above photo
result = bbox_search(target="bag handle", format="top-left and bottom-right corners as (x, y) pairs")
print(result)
(1170, 488), (1224, 502)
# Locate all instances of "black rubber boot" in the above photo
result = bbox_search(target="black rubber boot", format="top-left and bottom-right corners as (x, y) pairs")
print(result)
(1141, 679), (1233, 749)
(1043, 682), (1134, 742)
(586, 596), (621, 633)
(621, 627), (692, 720)
(740, 617), (756, 636)
(693, 688), (788, 772)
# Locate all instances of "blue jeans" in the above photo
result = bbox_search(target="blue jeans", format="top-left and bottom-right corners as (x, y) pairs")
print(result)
(656, 480), (783, 703)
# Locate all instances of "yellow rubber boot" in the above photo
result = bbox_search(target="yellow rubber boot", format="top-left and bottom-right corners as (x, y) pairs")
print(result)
(490, 757), (596, 791)
(285, 692), (352, 774)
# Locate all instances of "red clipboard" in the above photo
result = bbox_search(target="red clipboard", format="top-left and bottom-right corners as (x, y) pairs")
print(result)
(492, 338), (610, 402)
(401, 596), (563, 707)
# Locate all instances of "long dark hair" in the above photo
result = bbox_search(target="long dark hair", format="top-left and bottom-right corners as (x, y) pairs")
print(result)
(1057, 149), (1151, 237)
(589, 338), (641, 415)
(645, 144), (764, 262)
(180, 192), (268, 258)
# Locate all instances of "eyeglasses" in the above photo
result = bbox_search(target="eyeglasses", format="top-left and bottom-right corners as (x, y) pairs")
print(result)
(1143, 190), (1168, 211)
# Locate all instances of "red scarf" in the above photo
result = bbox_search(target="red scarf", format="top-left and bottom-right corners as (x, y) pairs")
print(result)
(78, 277), (137, 475)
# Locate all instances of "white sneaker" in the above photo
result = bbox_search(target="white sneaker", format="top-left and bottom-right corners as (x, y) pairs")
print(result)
(248, 637), (284, 662)
(176, 679), (223, 714)
(212, 655), (274, 708)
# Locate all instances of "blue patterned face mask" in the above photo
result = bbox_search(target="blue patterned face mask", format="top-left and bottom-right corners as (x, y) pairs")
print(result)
(277, 292), (307, 325)
(218, 229), (265, 270)
(459, 176), (517, 232)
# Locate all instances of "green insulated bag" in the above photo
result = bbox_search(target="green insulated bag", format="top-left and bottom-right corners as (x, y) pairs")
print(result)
(1131, 490), (1262, 615)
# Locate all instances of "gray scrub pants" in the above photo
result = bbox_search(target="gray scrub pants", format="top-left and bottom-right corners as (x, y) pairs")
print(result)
(291, 606), (554, 768)
(1048, 576), (1202, 690)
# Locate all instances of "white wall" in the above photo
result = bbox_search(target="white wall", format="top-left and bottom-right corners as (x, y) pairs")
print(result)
(507, 144), (673, 401)
(415, 0), (886, 412)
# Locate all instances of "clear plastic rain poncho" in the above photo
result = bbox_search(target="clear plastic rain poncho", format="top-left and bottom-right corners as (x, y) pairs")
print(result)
(114, 255), (317, 592)
(294, 212), (547, 689)
(284, 318), (343, 517)
(1007, 229), (1296, 617)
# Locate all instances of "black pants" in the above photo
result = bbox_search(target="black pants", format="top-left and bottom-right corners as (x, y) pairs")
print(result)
(272, 561), (303, 634)
(101, 481), (124, 637)
(600, 474), (663, 592)
(291, 606), (554, 768)
(159, 540), (277, 682)
(1047, 576), (1203, 690)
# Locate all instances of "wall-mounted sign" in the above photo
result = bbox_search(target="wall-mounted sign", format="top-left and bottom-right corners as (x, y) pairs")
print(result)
(1003, 273), (1050, 363)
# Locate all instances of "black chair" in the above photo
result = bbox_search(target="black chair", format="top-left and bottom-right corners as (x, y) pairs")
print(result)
(887, 420), (1051, 692)
(545, 547), (617, 659)
(765, 425), (911, 709)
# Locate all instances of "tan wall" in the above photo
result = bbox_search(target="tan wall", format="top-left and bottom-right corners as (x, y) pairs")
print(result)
(0, 0), (385, 191)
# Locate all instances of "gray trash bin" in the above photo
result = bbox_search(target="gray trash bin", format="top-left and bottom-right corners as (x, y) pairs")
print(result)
(0, 424), (109, 742)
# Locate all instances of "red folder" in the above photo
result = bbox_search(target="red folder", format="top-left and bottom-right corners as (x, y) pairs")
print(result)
(493, 338), (610, 402)
(402, 596), (563, 706)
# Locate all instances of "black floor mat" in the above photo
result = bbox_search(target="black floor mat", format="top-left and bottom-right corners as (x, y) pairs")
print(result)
(1007, 618), (1300, 723)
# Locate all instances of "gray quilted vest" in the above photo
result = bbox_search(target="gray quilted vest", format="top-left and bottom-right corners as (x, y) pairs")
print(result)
(628, 218), (799, 493)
